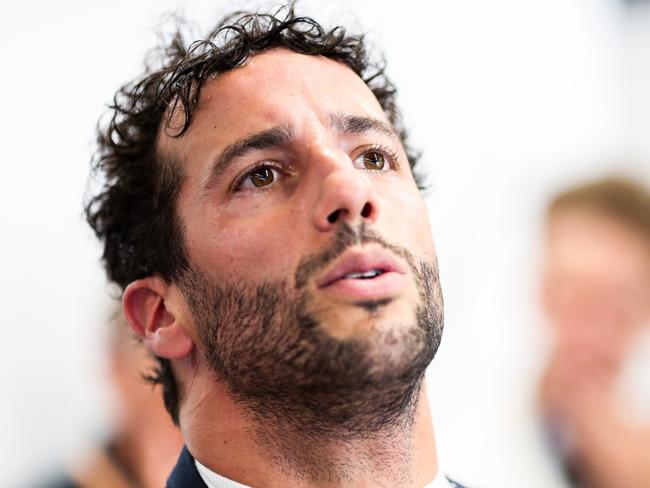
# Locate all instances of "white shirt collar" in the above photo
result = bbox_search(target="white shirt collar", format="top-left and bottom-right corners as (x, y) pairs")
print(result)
(195, 459), (453, 487)
(195, 459), (250, 488)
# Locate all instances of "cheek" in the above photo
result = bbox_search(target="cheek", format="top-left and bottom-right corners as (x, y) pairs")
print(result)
(379, 185), (435, 256)
(191, 216), (307, 282)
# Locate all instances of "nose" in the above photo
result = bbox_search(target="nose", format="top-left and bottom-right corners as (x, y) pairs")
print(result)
(312, 166), (379, 232)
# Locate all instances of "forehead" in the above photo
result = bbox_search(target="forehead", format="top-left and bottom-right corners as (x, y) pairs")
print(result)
(206, 48), (382, 113)
(546, 208), (650, 281)
(159, 48), (388, 160)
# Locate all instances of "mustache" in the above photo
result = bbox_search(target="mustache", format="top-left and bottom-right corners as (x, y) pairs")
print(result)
(294, 222), (419, 290)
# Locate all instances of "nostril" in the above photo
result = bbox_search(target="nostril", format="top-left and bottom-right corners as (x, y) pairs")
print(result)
(327, 209), (341, 224)
(361, 203), (372, 218)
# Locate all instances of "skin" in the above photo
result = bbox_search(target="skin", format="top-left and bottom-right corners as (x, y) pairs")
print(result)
(70, 320), (183, 488)
(108, 325), (185, 488)
(123, 49), (439, 487)
(540, 207), (650, 488)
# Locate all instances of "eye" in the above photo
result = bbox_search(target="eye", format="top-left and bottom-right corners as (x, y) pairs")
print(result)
(353, 146), (397, 172)
(362, 151), (386, 170)
(233, 164), (282, 192)
(249, 166), (275, 187)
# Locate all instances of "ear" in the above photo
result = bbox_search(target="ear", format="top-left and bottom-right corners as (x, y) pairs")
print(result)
(122, 277), (194, 360)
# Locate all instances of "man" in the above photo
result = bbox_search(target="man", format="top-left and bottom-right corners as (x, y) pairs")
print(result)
(86, 5), (463, 487)
(539, 177), (650, 488)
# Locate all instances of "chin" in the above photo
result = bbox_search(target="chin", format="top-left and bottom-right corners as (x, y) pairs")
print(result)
(312, 293), (420, 342)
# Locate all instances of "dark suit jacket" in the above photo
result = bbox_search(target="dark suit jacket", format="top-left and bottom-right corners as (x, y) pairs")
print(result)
(167, 446), (206, 488)
(167, 446), (467, 488)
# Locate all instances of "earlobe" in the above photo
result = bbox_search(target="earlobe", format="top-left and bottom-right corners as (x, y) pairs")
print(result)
(122, 278), (194, 360)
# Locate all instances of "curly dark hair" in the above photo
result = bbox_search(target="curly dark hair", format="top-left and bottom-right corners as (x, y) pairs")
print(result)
(85, 3), (422, 425)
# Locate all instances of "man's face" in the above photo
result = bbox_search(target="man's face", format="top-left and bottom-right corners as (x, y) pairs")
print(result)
(160, 49), (442, 432)
(543, 208), (650, 359)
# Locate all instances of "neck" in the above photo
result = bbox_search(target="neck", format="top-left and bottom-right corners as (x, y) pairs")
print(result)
(180, 374), (437, 488)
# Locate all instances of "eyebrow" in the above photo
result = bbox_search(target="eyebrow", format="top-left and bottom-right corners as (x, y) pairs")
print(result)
(203, 124), (294, 191)
(328, 112), (400, 141)
(202, 113), (399, 192)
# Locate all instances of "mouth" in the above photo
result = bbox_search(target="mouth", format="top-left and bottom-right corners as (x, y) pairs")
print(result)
(316, 246), (408, 301)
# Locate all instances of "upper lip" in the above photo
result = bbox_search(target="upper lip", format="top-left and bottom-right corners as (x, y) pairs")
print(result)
(316, 246), (408, 288)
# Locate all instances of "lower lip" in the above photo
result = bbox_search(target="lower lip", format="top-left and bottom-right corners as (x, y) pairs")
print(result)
(320, 272), (407, 300)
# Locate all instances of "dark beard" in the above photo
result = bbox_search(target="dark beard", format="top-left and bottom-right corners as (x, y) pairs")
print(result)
(178, 222), (444, 440)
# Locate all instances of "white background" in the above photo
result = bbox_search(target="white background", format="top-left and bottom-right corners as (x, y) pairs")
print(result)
(1, 1), (650, 486)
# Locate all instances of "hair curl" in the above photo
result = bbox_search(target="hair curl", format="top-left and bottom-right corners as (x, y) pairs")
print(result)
(85, 3), (422, 424)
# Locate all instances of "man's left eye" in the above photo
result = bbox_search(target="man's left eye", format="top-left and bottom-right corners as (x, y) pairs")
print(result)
(354, 150), (391, 172)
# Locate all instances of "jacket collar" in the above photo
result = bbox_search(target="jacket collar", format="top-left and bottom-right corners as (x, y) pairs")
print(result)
(166, 446), (207, 488)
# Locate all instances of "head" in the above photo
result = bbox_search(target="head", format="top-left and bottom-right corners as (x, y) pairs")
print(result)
(86, 5), (443, 435)
(542, 177), (650, 360)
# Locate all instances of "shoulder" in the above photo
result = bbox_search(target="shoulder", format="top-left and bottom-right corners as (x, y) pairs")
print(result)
(166, 446), (207, 488)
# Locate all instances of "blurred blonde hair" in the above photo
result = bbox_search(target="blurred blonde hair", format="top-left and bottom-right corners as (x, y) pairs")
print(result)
(547, 176), (650, 247)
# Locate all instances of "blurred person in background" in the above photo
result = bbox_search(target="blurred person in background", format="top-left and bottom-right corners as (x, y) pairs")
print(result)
(539, 177), (650, 488)
(63, 309), (183, 488)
